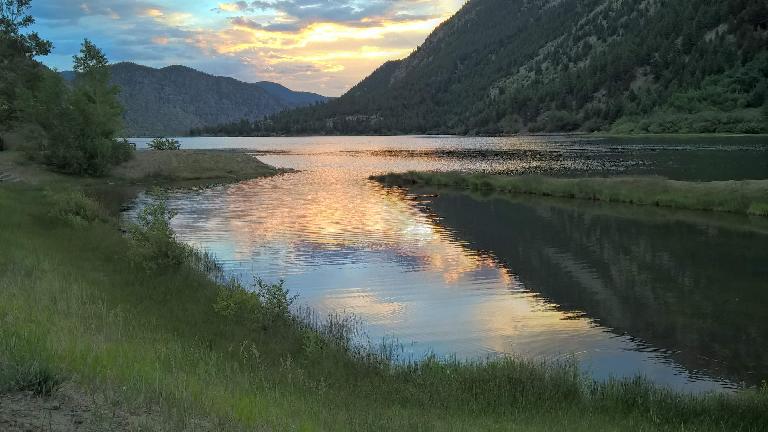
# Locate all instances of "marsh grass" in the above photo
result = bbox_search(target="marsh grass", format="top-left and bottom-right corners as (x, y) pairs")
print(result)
(1, 185), (767, 430)
(372, 172), (768, 216)
(111, 149), (282, 183)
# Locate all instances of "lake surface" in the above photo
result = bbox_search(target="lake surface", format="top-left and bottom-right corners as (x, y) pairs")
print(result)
(131, 135), (768, 392)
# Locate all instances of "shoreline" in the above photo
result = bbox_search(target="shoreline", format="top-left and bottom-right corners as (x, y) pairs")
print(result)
(372, 172), (768, 217)
(0, 149), (287, 214)
(179, 132), (768, 139)
(2, 151), (768, 430)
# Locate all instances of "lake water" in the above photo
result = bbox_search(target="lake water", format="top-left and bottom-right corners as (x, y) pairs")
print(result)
(130, 135), (768, 392)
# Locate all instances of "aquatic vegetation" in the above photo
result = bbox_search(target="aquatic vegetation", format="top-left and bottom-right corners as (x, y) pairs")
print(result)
(372, 172), (768, 216)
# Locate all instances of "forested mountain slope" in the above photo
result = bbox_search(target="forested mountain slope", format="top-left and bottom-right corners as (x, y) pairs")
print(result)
(206, 0), (767, 135)
(66, 63), (327, 136)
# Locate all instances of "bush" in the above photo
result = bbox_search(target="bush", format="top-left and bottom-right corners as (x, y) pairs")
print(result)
(47, 189), (109, 226)
(256, 278), (297, 322)
(110, 138), (135, 164)
(213, 277), (297, 325)
(147, 138), (181, 151)
(213, 279), (261, 319)
(128, 194), (192, 272)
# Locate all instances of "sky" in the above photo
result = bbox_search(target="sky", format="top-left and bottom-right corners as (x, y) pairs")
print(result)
(30, 0), (465, 96)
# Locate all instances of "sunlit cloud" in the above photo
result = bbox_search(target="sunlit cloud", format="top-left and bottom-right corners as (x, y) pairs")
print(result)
(31, 0), (465, 95)
(142, 8), (162, 17)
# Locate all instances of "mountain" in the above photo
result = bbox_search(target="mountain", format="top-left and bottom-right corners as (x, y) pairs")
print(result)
(209, 0), (767, 136)
(66, 63), (327, 136)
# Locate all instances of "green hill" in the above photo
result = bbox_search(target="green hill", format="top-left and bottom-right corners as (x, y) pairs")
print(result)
(64, 63), (328, 137)
(204, 0), (768, 136)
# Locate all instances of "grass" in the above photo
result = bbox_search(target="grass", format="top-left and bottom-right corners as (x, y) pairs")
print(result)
(1, 149), (283, 186)
(1, 158), (767, 430)
(111, 149), (284, 184)
(0, 148), (284, 215)
(372, 172), (768, 217)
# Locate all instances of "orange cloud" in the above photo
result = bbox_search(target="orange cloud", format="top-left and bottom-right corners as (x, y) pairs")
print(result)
(190, 14), (449, 93)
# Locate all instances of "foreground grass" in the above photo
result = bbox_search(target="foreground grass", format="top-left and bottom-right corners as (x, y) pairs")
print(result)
(1, 177), (767, 429)
(372, 172), (768, 217)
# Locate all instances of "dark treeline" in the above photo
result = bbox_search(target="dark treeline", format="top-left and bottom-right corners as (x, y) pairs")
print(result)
(192, 0), (768, 136)
(1, 0), (132, 176)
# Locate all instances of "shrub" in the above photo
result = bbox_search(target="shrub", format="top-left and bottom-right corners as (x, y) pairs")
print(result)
(213, 277), (297, 325)
(110, 138), (135, 164)
(147, 137), (181, 151)
(47, 189), (109, 226)
(128, 194), (192, 272)
(256, 278), (297, 322)
(213, 279), (261, 319)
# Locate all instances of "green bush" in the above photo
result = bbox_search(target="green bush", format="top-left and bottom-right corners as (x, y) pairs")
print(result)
(213, 279), (261, 320)
(148, 137), (181, 151)
(110, 137), (135, 163)
(213, 277), (297, 327)
(256, 278), (297, 323)
(128, 194), (192, 272)
(47, 189), (108, 226)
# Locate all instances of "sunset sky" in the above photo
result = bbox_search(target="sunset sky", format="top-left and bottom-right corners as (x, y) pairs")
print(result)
(31, 0), (465, 96)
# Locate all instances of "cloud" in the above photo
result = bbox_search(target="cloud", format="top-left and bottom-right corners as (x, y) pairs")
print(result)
(31, 0), (464, 96)
(215, 2), (253, 13)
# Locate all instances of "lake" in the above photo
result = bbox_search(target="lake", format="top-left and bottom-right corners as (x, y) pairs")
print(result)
(130, 135), (768, 392)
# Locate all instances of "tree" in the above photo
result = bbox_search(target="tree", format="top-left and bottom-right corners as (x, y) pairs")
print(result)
(48, 39), (129, 175)
(73, 38), (107, 73)
(0, 0), (52, 57)
(19, 38), (131, 175)
(0, 0), (51, 128)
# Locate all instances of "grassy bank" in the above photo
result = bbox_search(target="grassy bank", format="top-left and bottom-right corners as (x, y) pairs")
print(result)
(111, 149), (285, 185)
(1, 160), (767, 430)
(372, 172), (768, 217)
(0, 148), (284, 215)
(0, 149), (283, 186)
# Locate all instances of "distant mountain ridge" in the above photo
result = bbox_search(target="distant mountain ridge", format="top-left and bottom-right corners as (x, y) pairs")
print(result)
(65, 63), (328, 136)
(219, 0), (768, 136)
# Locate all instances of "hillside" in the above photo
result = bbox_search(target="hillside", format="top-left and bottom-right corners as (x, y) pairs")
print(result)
(204, 0), (768, 136)
(66, 63), (327, 136)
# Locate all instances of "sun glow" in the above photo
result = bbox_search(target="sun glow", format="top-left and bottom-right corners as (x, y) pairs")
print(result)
(219, 17), (443, 52)
(41, 0), (466, 94)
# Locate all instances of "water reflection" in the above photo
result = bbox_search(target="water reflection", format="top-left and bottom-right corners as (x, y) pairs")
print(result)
(131, 134), (768, 180)
(146, 136), (768, 393)
(418, 190), (768, 388)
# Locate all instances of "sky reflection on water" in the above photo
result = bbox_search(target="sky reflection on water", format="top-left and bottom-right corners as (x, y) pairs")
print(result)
(137, 135), (768, 393)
